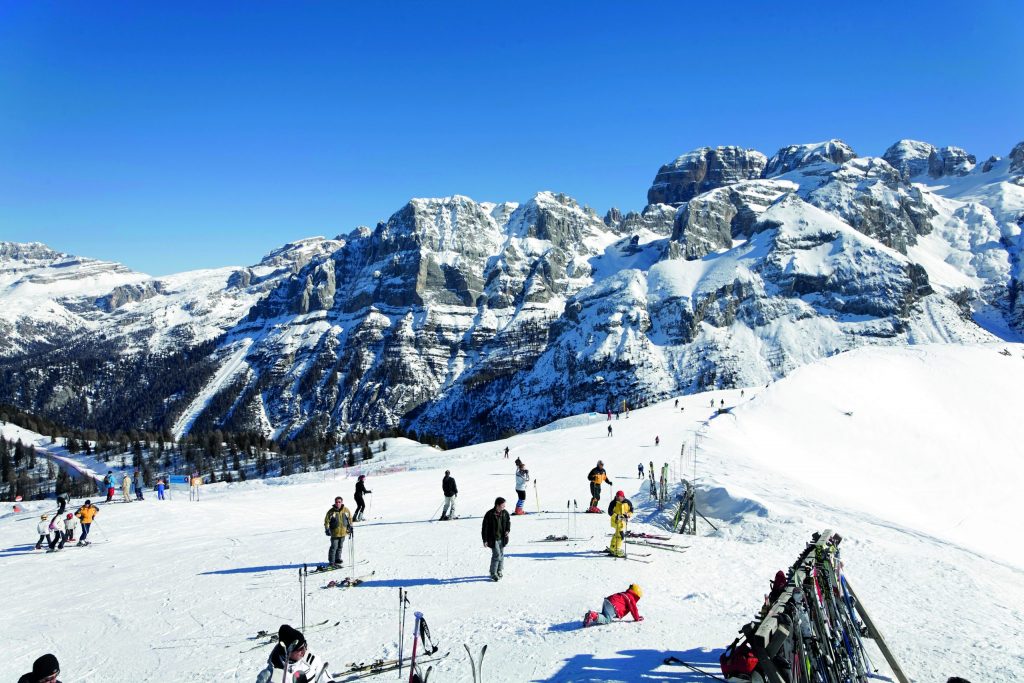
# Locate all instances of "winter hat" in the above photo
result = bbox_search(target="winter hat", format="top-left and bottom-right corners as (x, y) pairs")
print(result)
(40, 514), (48, 520)
(66, 513), (73, 519)
(278, 624), (306, 651)
(32, 653), (59, 678)
(597, 460), (603, 466)
(358, 475), (365, 481)
(615, 490), (624, 498)
(84, 500), (91, 505)
(628, 583), (643, 599)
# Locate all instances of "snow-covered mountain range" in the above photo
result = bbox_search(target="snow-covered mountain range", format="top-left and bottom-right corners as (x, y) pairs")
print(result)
(2, 138), (1022, 443)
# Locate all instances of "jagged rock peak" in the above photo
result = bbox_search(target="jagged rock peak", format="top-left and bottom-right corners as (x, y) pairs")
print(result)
(1009, 141), (1024, 176)
(647, 146), (767, 206)
(882, 140), (936, 179)
(763, 139), (857, 177)
(0, 241), (66, 262)
(928, 146), (976, 178)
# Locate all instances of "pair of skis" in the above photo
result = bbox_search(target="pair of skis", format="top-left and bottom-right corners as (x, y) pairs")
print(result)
(239, 620), (340, 652)
(324, 571), (375, 588)
(530, 534), (593, 543)
(464, 644), (487, 683)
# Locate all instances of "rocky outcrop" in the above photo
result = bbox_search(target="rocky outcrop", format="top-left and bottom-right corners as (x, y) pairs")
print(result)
(647, 147), (767, 206)
(806, 158), (935, 253)
(928, 146), (976, 178)
(882, 140), (936, 180)
(763, 140), (856, 177)
(671, 181), (793, 259)
(1010, 141), (1024, 176)
(96, 281), (167, 311)
(604, 204), (677, 236)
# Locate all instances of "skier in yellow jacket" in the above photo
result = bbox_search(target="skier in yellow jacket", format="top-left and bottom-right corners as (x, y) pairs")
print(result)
(607, 491), (633, 557)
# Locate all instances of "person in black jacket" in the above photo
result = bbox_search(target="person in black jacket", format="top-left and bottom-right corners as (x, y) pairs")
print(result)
(440, 470), (458, 520)
(18, 653), (61, 683)
(353, 475), (371, 521)
(481, 497), (510, 581)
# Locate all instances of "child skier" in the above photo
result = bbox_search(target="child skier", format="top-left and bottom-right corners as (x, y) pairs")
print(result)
(35, 514), (52, 550)
(47, 513), (66, 551)
(62, 513), (79, 543)
(255, 624), (336, 682)
(583, 584), (644, 627)
(607, 490), (633, 557)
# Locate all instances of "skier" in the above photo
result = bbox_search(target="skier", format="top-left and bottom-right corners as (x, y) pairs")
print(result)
(741, 389), (745, 398)
(75, 500), (98, 545)
(637, 463), (644, 479)
(156, 478), (166, 500)
(720, 398), (724, 408)
(481, 497), (510, 581)
(607, 490), (633, 557)
(323, 497), (353, 567)
(440, 470), (458, 520)
(105, 471), (116, 502)
(582, 584), (644, 627)
(655, 435), (660, 447)
(674, 398), (678, 408)
(353, 475), (371, 522)
(121, 473), (132, 502)
(62, 512), (79, 543)
(134, 469), (144, 500)
(504, 446), (510, 459)
(56, 492), (68, 515)
(47, 512), (66, 551)
(35, 514), (52, 550)
(607, 424), (613, 437)
(17, 653), (61, 683)
(586, 460), (613, 513)
(255, 624), (336, 683)
(514, 460), (529, 515)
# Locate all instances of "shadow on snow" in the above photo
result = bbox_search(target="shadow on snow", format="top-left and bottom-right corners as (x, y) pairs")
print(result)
(533, 647), (723, 682)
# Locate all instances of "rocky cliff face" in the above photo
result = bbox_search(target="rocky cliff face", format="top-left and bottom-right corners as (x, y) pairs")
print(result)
(647, 147), (767, 206)
(763, 139), (857, 177)
(1, 138), (1021, 445)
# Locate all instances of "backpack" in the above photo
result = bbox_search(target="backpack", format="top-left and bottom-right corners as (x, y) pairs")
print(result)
(720, 638), (759, 677)
(768, 570), (787, 602)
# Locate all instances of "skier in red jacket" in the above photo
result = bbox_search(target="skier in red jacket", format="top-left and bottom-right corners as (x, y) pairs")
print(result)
(582, 584), (644, 627)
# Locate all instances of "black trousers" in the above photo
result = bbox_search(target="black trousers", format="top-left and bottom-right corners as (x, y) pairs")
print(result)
(354, 497), (365, 520)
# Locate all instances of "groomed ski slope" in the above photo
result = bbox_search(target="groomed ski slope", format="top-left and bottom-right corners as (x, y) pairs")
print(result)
(2, 343), (1023, 682)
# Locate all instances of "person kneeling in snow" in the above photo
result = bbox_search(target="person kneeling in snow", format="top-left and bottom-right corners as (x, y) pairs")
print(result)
(255, 624), (336, 683)
(583, 584), (644, 627)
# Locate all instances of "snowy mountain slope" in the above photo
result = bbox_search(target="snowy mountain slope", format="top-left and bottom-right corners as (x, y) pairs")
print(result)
(2, 344), (1022, 682)
(1, 138), (1022, 444)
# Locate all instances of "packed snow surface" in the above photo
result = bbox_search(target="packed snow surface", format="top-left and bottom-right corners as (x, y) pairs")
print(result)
(2, 344), (1023, 682)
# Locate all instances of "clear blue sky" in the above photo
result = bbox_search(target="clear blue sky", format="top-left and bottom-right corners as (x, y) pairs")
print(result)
(1, 2), (1021, 275)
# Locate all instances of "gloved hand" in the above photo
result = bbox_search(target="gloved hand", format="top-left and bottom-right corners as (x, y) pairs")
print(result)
(324, 528), (330, 536)
(637, 616), (645, 622)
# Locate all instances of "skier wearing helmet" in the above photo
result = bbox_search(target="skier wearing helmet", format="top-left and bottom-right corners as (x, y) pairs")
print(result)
(607, 490), (633, 557)
(75, 500), (99, 545)
(62, 512), (80, 543)
(35, 514), (52, 550)
(586, 460), (613, 512)
(583, 583), (644, 627)
(353, 475), (371, 522)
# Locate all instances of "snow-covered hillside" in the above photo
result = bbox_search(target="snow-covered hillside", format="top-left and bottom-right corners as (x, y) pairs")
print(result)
(3, 344), (1022, 682)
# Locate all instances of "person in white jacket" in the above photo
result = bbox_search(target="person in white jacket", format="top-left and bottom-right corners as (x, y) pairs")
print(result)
(63, 513), (80, 543)
(35, 514), (52, 550)
(122, 473), (132, 502)
(47, 514), (66, 551)
(514, 460), (530, 515)
(255, 625), (335, 683)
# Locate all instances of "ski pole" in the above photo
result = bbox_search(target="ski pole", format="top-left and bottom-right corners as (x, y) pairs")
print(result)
(92, 519), (109, 541)
(408, 611), (423, 683)
(566, 499), (570, 539)
(533, 479), (540, 513)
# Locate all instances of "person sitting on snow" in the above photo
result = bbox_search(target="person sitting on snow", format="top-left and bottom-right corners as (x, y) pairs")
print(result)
(255, 624), (336, 683)
(18, 653), (62, 682)
(583, 583), (644, 627)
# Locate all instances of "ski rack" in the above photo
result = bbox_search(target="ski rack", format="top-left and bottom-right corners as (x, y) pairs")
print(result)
(736, 529), (908, 683)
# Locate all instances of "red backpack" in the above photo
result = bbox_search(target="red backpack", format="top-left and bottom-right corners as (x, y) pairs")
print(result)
(720, 638), (759, 677)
